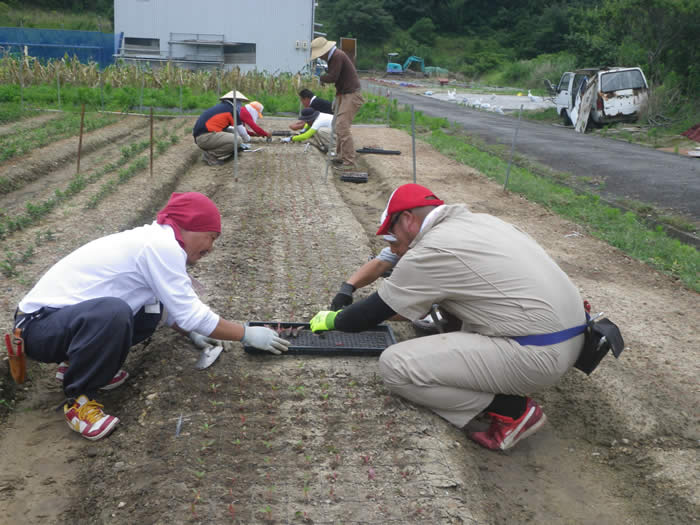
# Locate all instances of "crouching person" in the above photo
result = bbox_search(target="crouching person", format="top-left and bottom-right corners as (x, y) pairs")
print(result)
(310, 184), (586, 451)
(14, 192), (289, 441)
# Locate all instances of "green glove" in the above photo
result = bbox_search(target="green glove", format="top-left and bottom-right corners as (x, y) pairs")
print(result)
(310, 310), (338, 333)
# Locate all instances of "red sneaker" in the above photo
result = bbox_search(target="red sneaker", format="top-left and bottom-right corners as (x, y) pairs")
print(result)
(64, 395), (119, 441)
(469, 398), (547, 451)
(56, 362), (129, 390)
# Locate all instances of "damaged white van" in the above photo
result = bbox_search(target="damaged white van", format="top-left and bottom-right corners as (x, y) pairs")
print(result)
(553, 67), (649, 132)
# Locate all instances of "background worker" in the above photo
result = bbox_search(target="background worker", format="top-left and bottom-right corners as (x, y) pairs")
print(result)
(310, 183), (587, 451)
(235, 101), (268, 143)
(13, 192), (289, 441)
(193, 91), (270, 166)
(289, 88), (333, 131)
(309, 37), (364, 171)
(281, 107), (333, 151)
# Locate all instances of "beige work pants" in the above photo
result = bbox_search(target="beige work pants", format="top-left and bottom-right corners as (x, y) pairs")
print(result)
(195, 131), (236, 159)
(378, 331), (584, 428)
(335, 91), (364, 165)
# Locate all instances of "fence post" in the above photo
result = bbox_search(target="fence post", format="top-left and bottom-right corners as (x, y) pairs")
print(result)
(150, 106), (154, 178)
(19, 55), (24, 111)
(411, 104), (417, 184)
(504, 104), (524, 191)
(179, 72), (183, 113)
(77, 104), (86, 174)
(139, 64), (144, 113)
(57, 70), (61, 109)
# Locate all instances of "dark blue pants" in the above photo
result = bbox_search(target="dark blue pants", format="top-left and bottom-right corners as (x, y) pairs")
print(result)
(17, 297), (161, 397)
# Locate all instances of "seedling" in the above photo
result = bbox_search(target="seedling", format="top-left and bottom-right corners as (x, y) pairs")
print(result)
(201, 421), (215, 433)
(191, 489), (200, 518)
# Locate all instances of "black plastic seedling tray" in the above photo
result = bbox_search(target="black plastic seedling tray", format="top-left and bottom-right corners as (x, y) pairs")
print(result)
(339, 172), (368, 183)
(244, 322), (396, 356)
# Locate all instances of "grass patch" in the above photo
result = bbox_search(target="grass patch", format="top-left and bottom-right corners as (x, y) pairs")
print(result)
(387, 106), (699, 292)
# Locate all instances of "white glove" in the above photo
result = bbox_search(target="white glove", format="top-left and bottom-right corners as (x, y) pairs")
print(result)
(188, 331), (220, 350)
(241, 326), (290, 355)
(281, 137), (292, 143)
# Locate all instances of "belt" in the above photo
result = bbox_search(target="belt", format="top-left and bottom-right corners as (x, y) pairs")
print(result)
(511, 314), (590, 347)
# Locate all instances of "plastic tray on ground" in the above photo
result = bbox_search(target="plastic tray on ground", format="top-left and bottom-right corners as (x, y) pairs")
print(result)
(243, 322), (396, 356)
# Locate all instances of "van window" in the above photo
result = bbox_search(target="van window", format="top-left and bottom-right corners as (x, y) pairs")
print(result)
(557, 73), (571, 91)
(600, 70), (646, 92)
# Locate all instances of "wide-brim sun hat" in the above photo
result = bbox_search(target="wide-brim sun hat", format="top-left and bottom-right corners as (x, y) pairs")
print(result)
(299, 107), (320, 122)
(220, 90), (249, 102)
(310, 37), (336, 61)
(376, 184), (444, 236)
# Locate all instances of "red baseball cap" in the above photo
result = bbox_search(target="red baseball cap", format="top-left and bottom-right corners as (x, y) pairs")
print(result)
(376, 184), (444, 235)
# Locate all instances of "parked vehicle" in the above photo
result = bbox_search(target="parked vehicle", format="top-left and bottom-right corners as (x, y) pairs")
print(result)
(552, 67), (649, 130)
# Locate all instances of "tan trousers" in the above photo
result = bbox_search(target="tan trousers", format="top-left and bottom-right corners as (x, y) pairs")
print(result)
(314, 128), (331, 151)
(378, 331), (584, 428)
(335, 91), (364, 165)
(195, 132), (236, 159)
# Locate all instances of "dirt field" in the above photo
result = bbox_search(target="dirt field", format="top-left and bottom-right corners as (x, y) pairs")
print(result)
(0, 112), (697, 525)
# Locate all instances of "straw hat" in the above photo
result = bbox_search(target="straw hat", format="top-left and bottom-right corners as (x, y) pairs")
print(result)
(309, 37), (336, 61)
(219, 90), (249, 102)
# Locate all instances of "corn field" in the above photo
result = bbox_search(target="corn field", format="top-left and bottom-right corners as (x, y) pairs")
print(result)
(0, 54), (320, 96)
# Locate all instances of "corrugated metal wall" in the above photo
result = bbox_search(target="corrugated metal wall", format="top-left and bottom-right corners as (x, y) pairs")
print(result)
(114, 0), (314, 73)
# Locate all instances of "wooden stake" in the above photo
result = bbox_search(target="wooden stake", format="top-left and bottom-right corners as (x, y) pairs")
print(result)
(77, 104), (86, 174)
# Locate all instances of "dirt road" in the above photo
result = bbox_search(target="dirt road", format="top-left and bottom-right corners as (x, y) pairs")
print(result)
(0, 115), (697, 524)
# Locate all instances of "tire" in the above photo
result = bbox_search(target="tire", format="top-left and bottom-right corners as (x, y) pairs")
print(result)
(561, 110), (572, 126)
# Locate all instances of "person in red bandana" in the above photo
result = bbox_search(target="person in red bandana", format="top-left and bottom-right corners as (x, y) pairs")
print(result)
(13, 192), (288, 441)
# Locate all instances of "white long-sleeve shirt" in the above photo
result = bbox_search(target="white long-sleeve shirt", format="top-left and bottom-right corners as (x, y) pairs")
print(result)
(19, 222), (219, 335)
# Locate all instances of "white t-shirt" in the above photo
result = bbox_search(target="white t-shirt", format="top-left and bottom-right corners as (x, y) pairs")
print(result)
(19, 222), (220, 335)
(308, 112), (333, 132)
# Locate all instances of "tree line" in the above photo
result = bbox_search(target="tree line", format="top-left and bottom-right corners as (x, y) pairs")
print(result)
(317, 0), (699, 95)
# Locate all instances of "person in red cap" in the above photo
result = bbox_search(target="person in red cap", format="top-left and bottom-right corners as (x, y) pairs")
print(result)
(13, 192), (288, 441)
(310, 183), (587, 451)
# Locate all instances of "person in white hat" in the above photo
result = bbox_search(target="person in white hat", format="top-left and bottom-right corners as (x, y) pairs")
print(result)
(192, 92), (270, 166)
(309, 37), (364, 171)
(310, 183), (588, 452)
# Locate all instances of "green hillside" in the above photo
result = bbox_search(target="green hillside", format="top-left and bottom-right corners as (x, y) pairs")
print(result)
(317, 0), (699, 98)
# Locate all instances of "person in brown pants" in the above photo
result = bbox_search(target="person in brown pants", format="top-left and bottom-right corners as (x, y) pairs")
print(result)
(310, 37), (364, 171)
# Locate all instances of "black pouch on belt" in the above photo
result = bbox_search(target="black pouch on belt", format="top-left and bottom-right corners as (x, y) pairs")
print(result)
(574, 318), (625, 375)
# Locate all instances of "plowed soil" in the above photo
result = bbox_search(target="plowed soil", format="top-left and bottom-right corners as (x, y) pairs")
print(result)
(0, 113), (697, 525)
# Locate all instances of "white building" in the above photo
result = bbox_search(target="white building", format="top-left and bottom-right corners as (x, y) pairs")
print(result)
(114, 0), (317, 72)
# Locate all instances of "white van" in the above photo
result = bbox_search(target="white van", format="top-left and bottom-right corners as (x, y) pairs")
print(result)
(553, 67), (649, 130)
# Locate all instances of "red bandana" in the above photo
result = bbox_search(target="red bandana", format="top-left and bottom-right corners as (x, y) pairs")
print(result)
(156, 192), (221, 249)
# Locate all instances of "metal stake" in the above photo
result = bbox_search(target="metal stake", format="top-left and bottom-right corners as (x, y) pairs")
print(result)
(99, 72), (104, 111)
(77, 104), (86, 174)
(179, 71), (183, 113)
(232, 85), (238, 180)
(149, 106), (154, 177)
(504, 104), (524, 191)
(19, 55), (24, 111)
(324, 96), (339, 182)
(411, 104), (417, 184)
(139, 65), (144, 113)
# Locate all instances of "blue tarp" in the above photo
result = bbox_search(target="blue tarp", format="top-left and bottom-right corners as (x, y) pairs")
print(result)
(0, 27), (115, 68)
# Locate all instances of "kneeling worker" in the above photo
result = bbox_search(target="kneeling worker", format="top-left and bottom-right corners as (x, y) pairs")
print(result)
(13, 192), (289, 441)
(193, 91), (271, 166)
(310, 183), (587, 451)
(281, 107), (333, 152)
